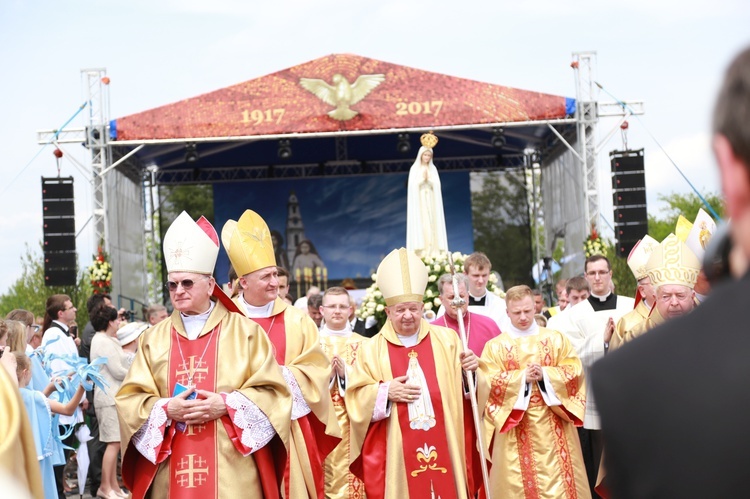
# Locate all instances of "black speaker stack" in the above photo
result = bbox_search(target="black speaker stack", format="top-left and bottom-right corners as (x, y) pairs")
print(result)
(42, 177), (77, 287)
(611, 149), (647, 257)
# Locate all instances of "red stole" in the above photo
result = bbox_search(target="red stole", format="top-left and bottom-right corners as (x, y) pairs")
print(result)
(251, 312), (286, 365)
(353, 334), (460, 498)
(250, 312), (330, 499)
(167, 326), (220, 498)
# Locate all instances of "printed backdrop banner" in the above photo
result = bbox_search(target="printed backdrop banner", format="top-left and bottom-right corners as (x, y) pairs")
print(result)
(214, 171), (473, 286)
(112, 54), (571, 140)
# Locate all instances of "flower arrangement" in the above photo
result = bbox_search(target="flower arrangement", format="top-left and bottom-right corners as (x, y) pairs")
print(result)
(88, 246), (112, 294)
(357, 251), (504, 328)
(583, 225), (609, 258)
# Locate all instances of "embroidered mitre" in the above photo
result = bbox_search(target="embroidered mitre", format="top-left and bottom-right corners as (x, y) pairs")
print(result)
(221, 210), (277, 277)
(627, 235), (660, 281)
(163, 211), (219, 275)
(646, 233), (701, 289)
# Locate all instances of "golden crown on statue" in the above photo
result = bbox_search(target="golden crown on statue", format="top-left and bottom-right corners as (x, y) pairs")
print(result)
(420, 131), (439, 149)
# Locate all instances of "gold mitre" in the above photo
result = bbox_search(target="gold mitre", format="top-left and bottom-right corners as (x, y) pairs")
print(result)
(626, 235), (659, 281)
(645, 233), (701, 289)
(376, 248), (428, 306)
(221, 210), (276, 277)
(163, 211), (219, 275)
(420, 132), (438, 149)
(675, 215), (693, 243)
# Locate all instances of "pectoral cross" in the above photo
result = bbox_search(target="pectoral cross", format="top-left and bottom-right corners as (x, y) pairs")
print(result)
(175, 454), (209, 488)
(176, 355), (210, 386)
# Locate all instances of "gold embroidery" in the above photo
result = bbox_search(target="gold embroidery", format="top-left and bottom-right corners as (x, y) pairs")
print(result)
(175, 454), (209, 488)
(185, 423), (206, 436)
(410, 443), (448, 477)
(175, 355), (210, 386)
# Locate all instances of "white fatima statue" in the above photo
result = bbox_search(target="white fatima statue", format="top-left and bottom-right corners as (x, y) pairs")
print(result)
(406, 132), (448, 257)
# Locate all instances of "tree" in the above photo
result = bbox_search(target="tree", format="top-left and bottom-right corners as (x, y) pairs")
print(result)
(159, 184), (214, 226)
(0, 243), (92, 326)
(472, 170), (534, 288)
(648, 192), (725, 242)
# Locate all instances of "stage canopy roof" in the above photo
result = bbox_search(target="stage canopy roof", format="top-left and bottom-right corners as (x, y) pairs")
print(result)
(109, 54), (578, 184)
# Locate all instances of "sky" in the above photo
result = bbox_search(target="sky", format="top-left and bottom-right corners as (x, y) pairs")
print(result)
(0, 0), (748, 295)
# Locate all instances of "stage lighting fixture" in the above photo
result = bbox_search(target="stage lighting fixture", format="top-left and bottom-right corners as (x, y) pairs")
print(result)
(491, 128), (506, 148)
(278, 140), (292, 159)
(397, 133), (411, 153)
(184, 143), (199, 164)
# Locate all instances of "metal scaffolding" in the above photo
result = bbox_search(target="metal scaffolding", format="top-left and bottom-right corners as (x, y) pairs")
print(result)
(83, 68), (111, 252)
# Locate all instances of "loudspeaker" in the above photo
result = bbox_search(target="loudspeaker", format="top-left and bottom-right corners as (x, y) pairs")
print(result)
(611, 149), (647, 257)
(614, 206), (648, 223)
(611, 172), (646, 190)
(42, 177), (77, 287)
(612, 190), (646, 206)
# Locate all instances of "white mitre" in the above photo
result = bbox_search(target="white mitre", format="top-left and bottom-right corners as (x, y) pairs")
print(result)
(376, 248), (428, 306)
(163, 211), (219, 275)
(626, 235), (660, 281)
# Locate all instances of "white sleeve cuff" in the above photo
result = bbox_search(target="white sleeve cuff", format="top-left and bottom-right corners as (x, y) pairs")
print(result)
(225, 391), (276, 456)
(132, 398), (170, 464)
(372, 381), (391, 421)
(512, 372), (531, 411)
(539, 368), (563, 407)
(282, 366), (312, 420)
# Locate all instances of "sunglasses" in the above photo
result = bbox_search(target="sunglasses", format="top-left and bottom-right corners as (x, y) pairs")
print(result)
(165, 276), (209, 292)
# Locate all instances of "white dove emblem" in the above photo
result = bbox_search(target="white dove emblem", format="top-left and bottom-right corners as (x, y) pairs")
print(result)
(299, 73), (385, 121)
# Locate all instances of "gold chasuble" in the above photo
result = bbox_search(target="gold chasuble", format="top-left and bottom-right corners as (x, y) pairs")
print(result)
(347, 319), (473, 499)
(609, 300), (651, 350)
(615, 306), (666, 348)
(480, 326), (590, 499)
(239, 297), (342, 499)
(116, 302), (292, 499)
(0, 366), (43, 499)
(319, 331), (368, 499)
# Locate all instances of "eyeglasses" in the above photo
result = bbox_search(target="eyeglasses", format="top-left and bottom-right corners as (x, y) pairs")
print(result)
(165, 276), (208, 292)
(585, 270), (610, 277)
(28, 324), (41, 333)
(322, 305), (350, 311)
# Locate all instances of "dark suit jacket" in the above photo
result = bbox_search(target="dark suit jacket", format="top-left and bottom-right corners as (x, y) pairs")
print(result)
(352, 318), (378, 338)
(591, 273), (750, 498)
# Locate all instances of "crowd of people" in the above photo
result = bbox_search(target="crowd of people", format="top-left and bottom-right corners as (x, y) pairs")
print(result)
(1, 45), (750, 499)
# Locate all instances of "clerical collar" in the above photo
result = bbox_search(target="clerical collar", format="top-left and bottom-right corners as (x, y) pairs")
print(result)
(239, 293), (275, 318)
(181, 301), (215, 340)
(469, 292), (487, 306)
(505, 320), (539, 339)
(397, 329), (420, 347)
(587, 292), (618, 312)
(590, 292), (612, 302)
(52, 320), (69, 333)
(320, 323), (352, 338)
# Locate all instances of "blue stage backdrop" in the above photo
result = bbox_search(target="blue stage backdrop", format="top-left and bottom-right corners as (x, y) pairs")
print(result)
(214, 171), (474, 286)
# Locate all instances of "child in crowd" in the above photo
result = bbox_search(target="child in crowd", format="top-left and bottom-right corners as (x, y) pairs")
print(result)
(14, 352), (85, 499)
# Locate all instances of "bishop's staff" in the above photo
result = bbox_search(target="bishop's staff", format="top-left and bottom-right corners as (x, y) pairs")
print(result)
(448, 252), (492, 498)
